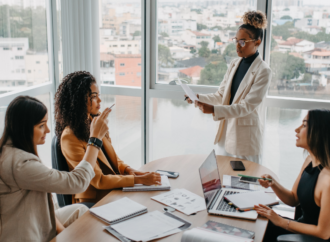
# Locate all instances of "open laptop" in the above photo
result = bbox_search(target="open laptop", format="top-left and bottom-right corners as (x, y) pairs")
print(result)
(198, 150), (258, 220)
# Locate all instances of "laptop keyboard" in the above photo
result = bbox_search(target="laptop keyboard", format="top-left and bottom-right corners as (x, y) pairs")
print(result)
(216, 191), (239, 212)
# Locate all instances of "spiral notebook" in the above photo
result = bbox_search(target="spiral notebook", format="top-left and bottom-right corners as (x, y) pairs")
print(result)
(89, 197), (147, 224)
(123, 176), (171, 192)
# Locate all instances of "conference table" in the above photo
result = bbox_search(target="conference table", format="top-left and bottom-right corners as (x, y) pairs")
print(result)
(51, 154), (278, 242)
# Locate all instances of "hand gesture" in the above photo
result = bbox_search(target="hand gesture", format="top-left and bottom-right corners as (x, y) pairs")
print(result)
(195, 101), (214, 114)
(254, 204), (285, 227)
(90, 108), (111, 140)
(184, 95), (193, 104)
(125, 167), (149, 176)
(135, 172), (162, 186)
(258, 174), (275, 188)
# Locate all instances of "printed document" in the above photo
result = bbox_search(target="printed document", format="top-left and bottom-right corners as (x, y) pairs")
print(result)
(177, 79), (199, 102)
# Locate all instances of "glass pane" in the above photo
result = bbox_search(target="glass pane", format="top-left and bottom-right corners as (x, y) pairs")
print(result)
(56, 0), (63, 82)
(269, 1), (330, 100)
(0, 1), (51, 96)
(150, 98), (216, 161)
(0, 93), (53, 168)
(99, 1), (142, 87)
(156, 0), (256, 86)
(101, 94), (142, 168)
(262, 107), (308, 189)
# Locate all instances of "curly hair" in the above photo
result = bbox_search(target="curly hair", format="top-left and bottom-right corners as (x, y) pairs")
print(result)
(239, 10), (267, 42)
(55, 71), (96, 142)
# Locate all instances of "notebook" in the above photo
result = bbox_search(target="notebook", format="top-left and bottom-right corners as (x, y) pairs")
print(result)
(89, 197), (147, 224)
(224, 191), (279, 211)
(123, 175), (171, 192)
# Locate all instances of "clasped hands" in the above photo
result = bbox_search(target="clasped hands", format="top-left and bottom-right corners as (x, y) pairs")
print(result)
(125, 167), (162, 186)
(184, 95), (214, 114)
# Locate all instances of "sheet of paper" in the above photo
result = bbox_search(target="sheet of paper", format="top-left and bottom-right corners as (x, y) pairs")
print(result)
(177, 79), (199, 102)
(111, 210), (184, 241)
(151, 188), (206, 215)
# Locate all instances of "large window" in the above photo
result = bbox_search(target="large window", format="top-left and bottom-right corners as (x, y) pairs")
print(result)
(0, 1), (50, 95)
(99, 0), (142, 87)
(156, 0), (256, 86)
(269, 0), (330, 100)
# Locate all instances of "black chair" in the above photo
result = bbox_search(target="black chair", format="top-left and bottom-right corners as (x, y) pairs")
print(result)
(51, 136), (95, 209)
(277, 205), (327, 242)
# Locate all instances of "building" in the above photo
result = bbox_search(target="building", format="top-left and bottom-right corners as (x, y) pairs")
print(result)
(181, 30), (212, 49)
(25, 52), (49, 86)
(178, 66), (203, 84)
(100, 38), (141, 55)
(115, 54), (142, 86)
(0, 38), (29, 90)
(169, 46), (192, 60)
(158, 19), (197, 36)
(278, 38), (314, 53)
(120, 20), (141, 38)
(100, 53), (115, 85)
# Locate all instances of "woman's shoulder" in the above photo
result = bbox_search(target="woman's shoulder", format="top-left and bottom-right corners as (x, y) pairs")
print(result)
(0, 145), (39, 167)
(60, 126), (85, 146)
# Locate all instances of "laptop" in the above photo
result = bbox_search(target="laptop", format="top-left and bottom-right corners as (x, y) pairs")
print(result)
(198, 150), (258, 220)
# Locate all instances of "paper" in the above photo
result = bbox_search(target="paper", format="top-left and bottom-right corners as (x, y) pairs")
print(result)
(177, 79), (199, 102)
(111, 210), (184, 241)
(123, 175), (170, 191)
(223, 175), (273, 193)
(151, 188), (206, 215)
(181, 228), (254, 242)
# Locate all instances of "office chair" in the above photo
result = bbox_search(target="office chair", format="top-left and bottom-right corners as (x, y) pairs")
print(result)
(51, 136), (95, 209)
(277, 205), (327, 242)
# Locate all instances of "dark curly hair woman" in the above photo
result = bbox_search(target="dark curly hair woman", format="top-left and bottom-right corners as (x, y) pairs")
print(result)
(55, 71), (161, 204)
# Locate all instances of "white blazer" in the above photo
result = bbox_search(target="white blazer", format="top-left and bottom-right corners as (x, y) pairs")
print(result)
(198, 55), (271, 156)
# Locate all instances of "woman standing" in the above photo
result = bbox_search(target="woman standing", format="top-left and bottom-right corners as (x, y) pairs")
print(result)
(185, 11), (271, 163)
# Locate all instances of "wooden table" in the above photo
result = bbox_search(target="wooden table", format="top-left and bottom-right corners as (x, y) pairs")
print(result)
(51, 155), (278, 242)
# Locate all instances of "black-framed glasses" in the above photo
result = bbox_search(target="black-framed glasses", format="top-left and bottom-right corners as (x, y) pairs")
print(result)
(232, 37), (256, 47)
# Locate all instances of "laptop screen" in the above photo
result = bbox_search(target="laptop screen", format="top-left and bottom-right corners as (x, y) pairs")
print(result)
(199, 150), (222, 208)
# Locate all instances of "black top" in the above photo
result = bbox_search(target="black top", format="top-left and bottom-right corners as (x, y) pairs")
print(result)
(229, 51), (259, 105)
(296, 161), (323, 225)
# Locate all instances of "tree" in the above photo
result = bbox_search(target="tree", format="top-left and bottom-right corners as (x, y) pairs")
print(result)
(302, 73), (312, 83)
(198, 55), (228, 86)
(190, 49), (196, 54)
(270, 52), (305, 82)
(305, 15), (312, 18)
(271, 21), (294, 40)
(212, 35), (221, 48)
(191, 9), (202, 14)
(224, 26), (238, 31)
(160, 32), (169, 38)
(198, 41), (211, 58)
(280, 15), (292, 20)
(158, 44), (174, 67)
(197, 23), (207, 31)
(132, 30), (141, 40)
(294, 30), (330, 43)
(223, 43), (237, 58)
(210, 25), (223, 30)
(271, 35), (277, 50)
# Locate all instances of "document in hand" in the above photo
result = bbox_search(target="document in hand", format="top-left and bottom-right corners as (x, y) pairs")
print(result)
(123, 175), (170, 192)
(177, 79), (199, 102)
(89, 197), (147, 224)
(224, 191), (279, 211)
(181, 228), (254, 242)
(109, 210), (184, 242)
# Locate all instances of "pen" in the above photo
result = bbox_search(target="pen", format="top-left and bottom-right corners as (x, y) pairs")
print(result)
(238, 174), (272, 181)
(184, 96), (189, 101)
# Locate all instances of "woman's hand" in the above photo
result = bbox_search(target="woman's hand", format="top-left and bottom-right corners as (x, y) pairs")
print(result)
(134, 172), (162, 186)
(258, 174), (275, 188)
(125, 166), (149, 176)
(195, 101), (214, 114)
(184, 94), (199, 104)
(55, 217), (65, 235)
(254, 204), (287, 228)
(90, 108), (111, 140)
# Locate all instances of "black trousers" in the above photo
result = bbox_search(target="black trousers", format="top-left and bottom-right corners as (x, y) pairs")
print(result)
(263, 218), (294, 242)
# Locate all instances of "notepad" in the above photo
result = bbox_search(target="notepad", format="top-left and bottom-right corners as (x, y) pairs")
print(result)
(89, 197), (147, 224)
(224, 191), (279, 210)
(123, 176), (171, 192)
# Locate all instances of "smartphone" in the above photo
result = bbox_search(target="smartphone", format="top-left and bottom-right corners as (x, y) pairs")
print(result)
(239, 176), (259, 185)
(230, 161), (245, 171)
(156, 170), (179, 178)
(109, 103), (115, 109)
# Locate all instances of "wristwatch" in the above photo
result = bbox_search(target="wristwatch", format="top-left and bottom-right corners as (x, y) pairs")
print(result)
(87, 137), (103, 150)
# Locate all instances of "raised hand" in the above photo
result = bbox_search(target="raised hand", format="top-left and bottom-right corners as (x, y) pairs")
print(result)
(90, 107), (111, 140)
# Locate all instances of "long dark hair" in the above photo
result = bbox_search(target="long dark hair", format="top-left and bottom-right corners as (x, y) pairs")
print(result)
(0, 96), (47, 156)
(55, 71), (96, 142)
(307, 109), (330, 168)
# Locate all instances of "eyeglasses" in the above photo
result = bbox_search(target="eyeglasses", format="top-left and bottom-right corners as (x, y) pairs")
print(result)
(232, 38), (256, 47)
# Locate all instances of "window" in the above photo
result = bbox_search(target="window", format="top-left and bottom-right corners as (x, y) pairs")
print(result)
(120, 63), (125, 66)
(121, 45), (125, 47)
(119, 72), (125, 76)
(36, 61), (40, 64)
(18, 47), (22, 50)
(20, 56), (24, 59)
(137, 72), (141, 76)
(269, 0), (330, 100)
(138, 63), (141, 66)
(3, 47), (10, 50)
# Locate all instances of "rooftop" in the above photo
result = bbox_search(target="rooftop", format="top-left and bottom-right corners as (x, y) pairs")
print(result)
(189, 30), (211, 37)
(311, 51), (330, 56)
(115, 54), (141, 58)
(280, 38), (303, 46)
(179, 66), (203, 77)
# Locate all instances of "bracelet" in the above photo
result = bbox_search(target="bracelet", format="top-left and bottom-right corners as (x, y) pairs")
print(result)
(285, 219), (291, 230)
(87, 137), (103, 150)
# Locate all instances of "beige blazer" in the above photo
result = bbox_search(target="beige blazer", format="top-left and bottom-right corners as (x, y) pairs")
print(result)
(0, 140), (95, 242)
(198, 55), (271, 156)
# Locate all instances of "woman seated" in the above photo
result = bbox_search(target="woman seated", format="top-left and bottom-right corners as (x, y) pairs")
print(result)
(0, 96), (110, 241)
(255, 109), (330, 241)
(55, 71), (161, 204)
